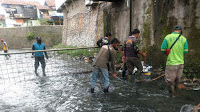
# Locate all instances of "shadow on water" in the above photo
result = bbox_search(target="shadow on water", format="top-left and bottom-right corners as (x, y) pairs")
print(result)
(0, 50), (199, 112)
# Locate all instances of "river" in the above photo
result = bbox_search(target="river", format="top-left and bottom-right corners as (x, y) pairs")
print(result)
(0, 50), (199, 112)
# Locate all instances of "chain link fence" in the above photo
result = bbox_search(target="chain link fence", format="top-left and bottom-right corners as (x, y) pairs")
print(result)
(0, 47), (99, 85)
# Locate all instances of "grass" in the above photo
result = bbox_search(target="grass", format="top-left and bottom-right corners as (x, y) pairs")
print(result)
(52, 43), (124, 65)
(52, 43), (98, 57)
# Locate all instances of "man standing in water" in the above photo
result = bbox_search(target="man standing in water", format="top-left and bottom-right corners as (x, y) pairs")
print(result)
(123, 29), (146, 82)
(1, 39), (10, 57)
(91, 38), (120, 94)
(161, 25), (188, 97)
(96, 32), (112, 71)
(32, 37), (48, 76)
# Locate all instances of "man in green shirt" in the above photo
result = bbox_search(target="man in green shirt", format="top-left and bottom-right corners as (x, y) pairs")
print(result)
(161, 25), (188, 97)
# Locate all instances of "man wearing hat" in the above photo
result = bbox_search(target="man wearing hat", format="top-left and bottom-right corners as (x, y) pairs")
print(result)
(161, 25), (188, 97)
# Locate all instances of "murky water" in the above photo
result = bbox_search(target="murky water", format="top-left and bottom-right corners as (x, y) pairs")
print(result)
(0, 50), (199, 112)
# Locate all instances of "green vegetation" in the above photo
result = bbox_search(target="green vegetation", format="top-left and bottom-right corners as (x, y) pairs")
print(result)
(53, 43), (123, 64)
(52, 43), (98, 57)
(26, 32), (35, 40)
(38, 18), (52, 25)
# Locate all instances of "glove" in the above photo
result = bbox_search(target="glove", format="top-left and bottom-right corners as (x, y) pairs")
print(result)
(112, 73), (117, 78)
(122, 56), (125, 62)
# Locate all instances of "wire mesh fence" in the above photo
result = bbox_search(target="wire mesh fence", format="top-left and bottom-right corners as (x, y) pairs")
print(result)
(0, 47), (99, 85)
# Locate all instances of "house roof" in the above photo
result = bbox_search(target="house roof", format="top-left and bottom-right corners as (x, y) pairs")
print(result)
(0, 0), (51, 10)
(46, 0), (55, 7)
(0, 0), (41, 6)
(37, 5), (50, 10)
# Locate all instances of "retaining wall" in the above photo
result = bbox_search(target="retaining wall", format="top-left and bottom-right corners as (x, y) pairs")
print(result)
(0, 25), (62, 49)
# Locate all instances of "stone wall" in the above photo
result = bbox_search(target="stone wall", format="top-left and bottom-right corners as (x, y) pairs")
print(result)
(0, 25), (62, 48)
(62, 0), (100, 47)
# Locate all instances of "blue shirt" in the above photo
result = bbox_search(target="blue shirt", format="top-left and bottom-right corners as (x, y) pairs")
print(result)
(32, 43), (46, 56)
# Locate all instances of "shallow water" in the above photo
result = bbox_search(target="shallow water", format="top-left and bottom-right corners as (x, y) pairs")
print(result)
(0, 73), (199, 112)
(0, 50), (199, 112)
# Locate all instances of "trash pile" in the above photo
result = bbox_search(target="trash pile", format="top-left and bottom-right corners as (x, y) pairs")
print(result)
(178, 78), (200, 91)
(141, 61), (152, 81)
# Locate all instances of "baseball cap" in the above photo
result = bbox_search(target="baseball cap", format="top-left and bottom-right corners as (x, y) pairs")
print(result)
(174, 25), (182, 30)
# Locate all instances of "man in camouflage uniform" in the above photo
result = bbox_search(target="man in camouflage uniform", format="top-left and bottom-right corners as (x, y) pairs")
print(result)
(123, 29), (146, 82)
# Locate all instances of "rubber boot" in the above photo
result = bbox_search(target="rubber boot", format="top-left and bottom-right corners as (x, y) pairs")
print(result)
(136, 70), (142, 80)
(103, 86), (109, 94)
(128, 75), (133, 83)
(91, 88), (94, 93)
(168, 85), (175, 98)
(122, 70), (126, 78)
(174, 84), (179, 96)
(42, 68), (46, 76)
(35, 68), (38, 76)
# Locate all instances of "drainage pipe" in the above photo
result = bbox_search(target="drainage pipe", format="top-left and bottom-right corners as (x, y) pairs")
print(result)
(130, 0), (132, 32)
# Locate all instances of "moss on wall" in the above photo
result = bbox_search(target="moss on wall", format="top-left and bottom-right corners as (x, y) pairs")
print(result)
(183, 0), (200, 78)
(102, 0), (200, 78)
(103, 9), (115, 39)
(152, 0), (200, 78)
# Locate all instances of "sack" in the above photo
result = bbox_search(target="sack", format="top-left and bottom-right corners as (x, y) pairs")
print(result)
(165, 48), (171, 56)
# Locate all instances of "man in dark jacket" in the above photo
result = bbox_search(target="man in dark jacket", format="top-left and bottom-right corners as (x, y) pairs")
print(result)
(123, 29), (146, 82)
(32, 37), (48, 76)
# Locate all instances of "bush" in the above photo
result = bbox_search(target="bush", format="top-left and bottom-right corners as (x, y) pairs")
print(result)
(26, 32), (35, 40)
(38, 18), (51, 25)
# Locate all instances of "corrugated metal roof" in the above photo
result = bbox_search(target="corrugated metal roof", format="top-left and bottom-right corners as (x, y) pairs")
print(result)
(0, 0), (52, 10)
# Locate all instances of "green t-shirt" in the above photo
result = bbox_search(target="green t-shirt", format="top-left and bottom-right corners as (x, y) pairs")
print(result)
(161, 32), (188, 65)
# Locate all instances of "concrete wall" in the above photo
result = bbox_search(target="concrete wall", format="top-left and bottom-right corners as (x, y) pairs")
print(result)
(62, 0), (100, 47)
(61, 0), (200, 75)
(62, 0), (131, 47)
(61, 0), (153, 46)
(0, 25), (62, 48)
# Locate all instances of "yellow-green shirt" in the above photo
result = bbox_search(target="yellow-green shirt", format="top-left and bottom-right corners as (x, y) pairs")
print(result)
(161, 32), (188, 65)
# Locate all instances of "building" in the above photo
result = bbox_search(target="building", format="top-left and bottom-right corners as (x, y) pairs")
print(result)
(45, 0), (63, 25)
(0, 0), (63, 27)
(55, 0), (125, 47)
